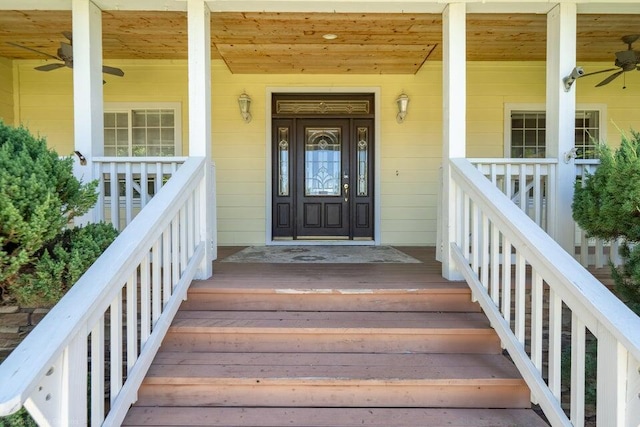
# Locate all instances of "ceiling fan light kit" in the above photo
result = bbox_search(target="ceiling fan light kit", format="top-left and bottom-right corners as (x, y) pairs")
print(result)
(7, 31), (124, 80)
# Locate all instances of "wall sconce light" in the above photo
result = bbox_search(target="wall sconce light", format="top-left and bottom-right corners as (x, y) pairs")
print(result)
(563, 66), (584, 92)
(238, 92), (252, 123)
(396, 92), (409, 123)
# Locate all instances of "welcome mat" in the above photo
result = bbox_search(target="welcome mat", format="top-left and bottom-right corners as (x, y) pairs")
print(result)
(221, 246), (421, 264)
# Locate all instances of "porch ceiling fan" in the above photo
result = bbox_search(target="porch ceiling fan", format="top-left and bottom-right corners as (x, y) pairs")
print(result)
(7, 31), (124, 77)
(581, 34), (640, 87)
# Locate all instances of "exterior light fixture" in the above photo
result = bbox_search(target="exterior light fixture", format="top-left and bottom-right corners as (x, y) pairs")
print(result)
(396, 92), (409, 123)
(238, 92), (252, 123)
(322, 34), (338, 40)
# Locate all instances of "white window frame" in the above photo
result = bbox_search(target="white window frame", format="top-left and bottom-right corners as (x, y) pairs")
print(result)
(104, 102), (182, 157)
(504, 103), (607, 158)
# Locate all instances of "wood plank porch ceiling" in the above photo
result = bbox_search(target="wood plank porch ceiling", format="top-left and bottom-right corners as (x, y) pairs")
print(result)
(0, 10), (638, 74)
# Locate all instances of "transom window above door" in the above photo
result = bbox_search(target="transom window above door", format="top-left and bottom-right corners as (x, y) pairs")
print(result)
(104, 103), (182, 157)
(505, 104), (605, 160)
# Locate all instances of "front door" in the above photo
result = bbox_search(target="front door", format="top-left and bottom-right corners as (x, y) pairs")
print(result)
(271, 94), (374, 241)
(296, 119), (350, 238)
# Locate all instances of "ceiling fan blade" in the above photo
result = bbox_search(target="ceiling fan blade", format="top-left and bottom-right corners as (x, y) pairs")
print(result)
(62, 31), (73, 42)
(7, 41), (61, 61)
(34, 63), (67, 72)
(596, 70), (624, 87)
(581, 67), (619, 78)
(102, 65), (124, 77)
(59, 42), (73, 59)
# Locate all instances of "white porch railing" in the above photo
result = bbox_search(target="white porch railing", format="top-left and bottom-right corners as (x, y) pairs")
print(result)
(0, 156), (210, 427)
(470, 158), (556, 232)
(470, 158), (620, 268)
(450, 157), (640, 427)
(93, 156), (188, 230)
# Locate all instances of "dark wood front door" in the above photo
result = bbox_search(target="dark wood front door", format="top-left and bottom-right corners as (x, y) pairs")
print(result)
(272, 97), (374, 240)
(296, 119), (350, 238)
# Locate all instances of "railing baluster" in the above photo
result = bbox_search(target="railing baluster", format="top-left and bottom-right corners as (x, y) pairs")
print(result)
(570, 314), (586, 427)
(162, 228), (171, 308)
(471, 202), (479, 275)
(180, 205), (188, 275)
(110, 295), (123, 406)
(490, 223), (500, 305)
(481, 212), (489, 290)
(533, 163), (542, 226)
(126, 273), (138, 374)
(90, 317), (105, 426)
(110, 162), (120, 229)
(94, 161), (105, 223)
(501, 236), (511, 326)
(171, 216), (180, 290)
(531, 270), (543, 372)
(152, 239), (161, 326)
(549, 288), (562, 400)
(519, 164), (527, 217)
(125, 162), (133, 225)
(140, 162), (149, 209)
(463, 194), (470, 260)
(140, 253), (151, 345)
(515, 250), (525, 343)
(597, 329), (627, 426)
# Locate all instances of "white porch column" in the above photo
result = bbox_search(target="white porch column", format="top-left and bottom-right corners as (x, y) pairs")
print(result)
(546, 3), (577, 254)
(441, 3), (466, 280)
(188, 0), (215, 278)
(72, 0), (104, 225)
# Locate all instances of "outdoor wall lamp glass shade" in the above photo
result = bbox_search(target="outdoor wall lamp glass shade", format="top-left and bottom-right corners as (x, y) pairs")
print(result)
(238, 92), (252, 123)
(396, 92), (409, 123)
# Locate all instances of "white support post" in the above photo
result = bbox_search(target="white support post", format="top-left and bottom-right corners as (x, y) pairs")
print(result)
(187, 0), (214, 278)
(441, 3), (466, 280)
(546, 3), (577, 254)
(72, 0), (104, 225)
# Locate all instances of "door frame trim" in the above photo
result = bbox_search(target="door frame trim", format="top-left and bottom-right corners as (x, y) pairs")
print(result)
(265, 87), (381, 246)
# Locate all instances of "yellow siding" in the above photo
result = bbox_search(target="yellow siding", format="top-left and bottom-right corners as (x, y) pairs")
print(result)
(0, 57), (13, 125)
(12, 59), (640, 246)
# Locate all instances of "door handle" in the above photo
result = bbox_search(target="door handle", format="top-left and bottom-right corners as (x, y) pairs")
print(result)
(343, 183), (349, 202)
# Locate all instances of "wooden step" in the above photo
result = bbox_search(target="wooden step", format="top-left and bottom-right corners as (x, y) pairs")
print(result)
(137, 352), (531, 408)
(123, 407), (549, 427)
(161, 311), (502, 354)
(183, 280), (480, 312)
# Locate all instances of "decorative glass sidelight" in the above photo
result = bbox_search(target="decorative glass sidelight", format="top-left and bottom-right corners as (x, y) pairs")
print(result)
(277, 127), (289, 196)
(305, 128), (341, 196)
(357, 127), (368, 196)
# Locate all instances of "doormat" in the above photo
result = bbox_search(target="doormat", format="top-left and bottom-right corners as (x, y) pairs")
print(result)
(220, 246), (421, 264)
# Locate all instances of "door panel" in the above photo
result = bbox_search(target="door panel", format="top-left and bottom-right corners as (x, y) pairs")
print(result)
(296, 120), (350, 238)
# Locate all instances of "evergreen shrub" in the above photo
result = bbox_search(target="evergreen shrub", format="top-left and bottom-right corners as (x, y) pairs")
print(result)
(0, 120), (117, 306)
(572, 130), (640, 314)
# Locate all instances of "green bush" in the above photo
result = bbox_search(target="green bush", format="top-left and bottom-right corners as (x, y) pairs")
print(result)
(0, 121), (101, 302)
(10, 222), (119, 307)
(573, 130), (640, 314)
(0, 408), (37, 427)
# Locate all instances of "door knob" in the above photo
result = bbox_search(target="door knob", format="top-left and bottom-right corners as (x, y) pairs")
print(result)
(343, 183), (349, 202)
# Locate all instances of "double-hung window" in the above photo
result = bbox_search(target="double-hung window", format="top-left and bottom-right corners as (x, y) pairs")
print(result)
(505, 104), (605, 159)
(104, 102), (182, 157)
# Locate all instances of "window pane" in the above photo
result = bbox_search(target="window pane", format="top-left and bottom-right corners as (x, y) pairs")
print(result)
(146, 112), (160, 127)
(132, 128), (146, 145)
(104, 146), (116, 156)
(305, 128), (341, 196)
(104, 112), (115, 127)
(132, 110), (146, 127)
(116, 113), (128, 127)
(161, 128), (174, 144)
(104, 128), (115, 145)
(116, 129), (128, 144)
(147, 128), (160, 145)
(161, 112), (175, 127)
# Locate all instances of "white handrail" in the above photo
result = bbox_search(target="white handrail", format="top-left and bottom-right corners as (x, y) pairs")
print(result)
(0, 156), (208, 427)
(449, 157), (640, 427)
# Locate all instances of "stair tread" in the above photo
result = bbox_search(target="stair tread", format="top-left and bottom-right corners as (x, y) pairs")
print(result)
(145, 352), (523, 383)
(122, 407), (548, 427)
(171, 310), (493, 332)
(190, 280), (470, 292)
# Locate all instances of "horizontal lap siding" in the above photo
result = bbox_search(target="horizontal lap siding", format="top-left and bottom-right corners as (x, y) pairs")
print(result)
(0, 58), (13, 125)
